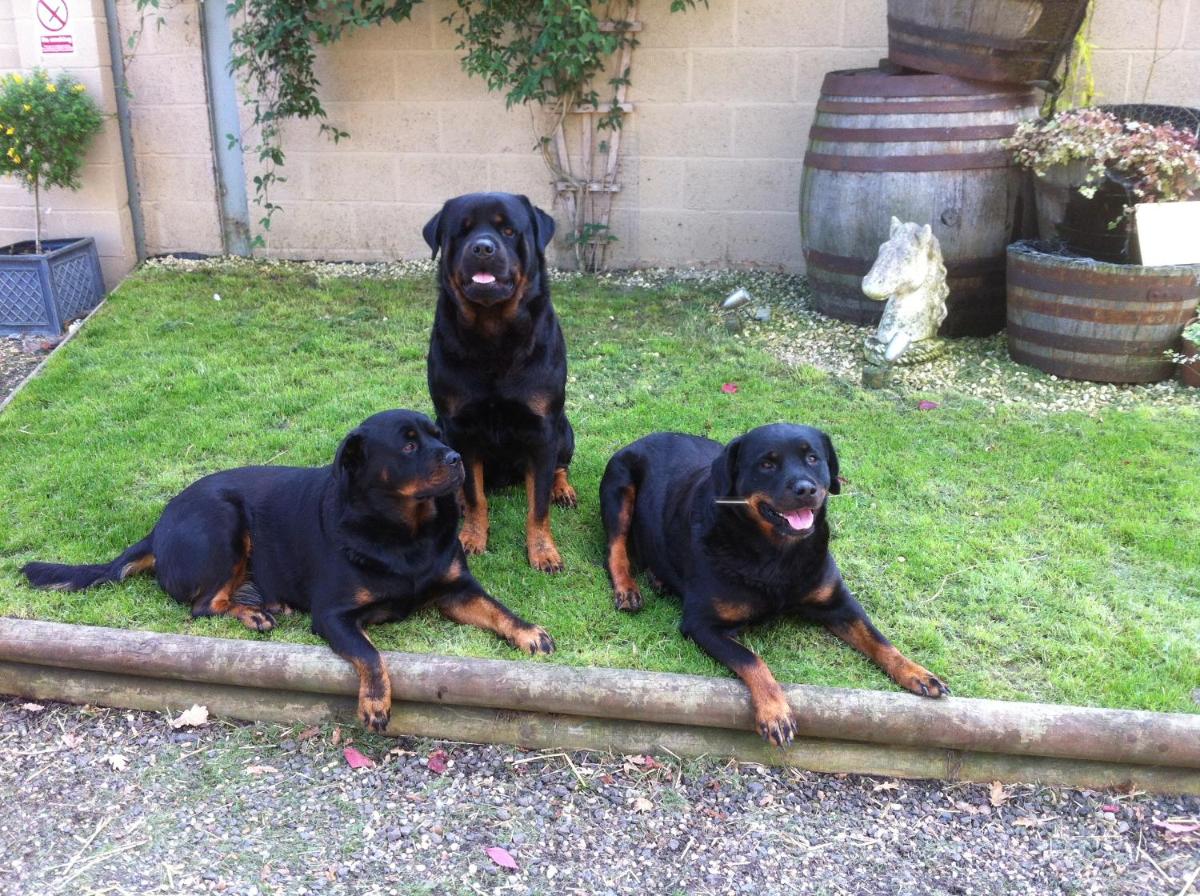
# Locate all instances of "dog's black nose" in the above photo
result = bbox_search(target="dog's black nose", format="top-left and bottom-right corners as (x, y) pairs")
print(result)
(443, 450), (462, 466)
(470, 237), (497, 258)
(791, 480), (819, 498)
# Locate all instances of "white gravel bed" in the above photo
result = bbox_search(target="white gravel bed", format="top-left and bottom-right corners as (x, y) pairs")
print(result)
(3, 699), (1197, 895)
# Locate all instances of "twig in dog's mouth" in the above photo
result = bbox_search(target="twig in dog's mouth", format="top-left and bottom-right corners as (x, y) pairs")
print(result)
(714, 496), (848, 506)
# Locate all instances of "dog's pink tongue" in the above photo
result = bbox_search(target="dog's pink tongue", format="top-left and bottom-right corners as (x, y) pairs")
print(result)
(472, 272), (496, 284)
(784, 508), (813, 531)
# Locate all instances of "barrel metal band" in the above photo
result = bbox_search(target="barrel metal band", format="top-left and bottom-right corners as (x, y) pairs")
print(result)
(1009, 293), (1189, 327)
(816, 96), (1033, 115)
(1007, 321), (1177, 356)
(803, 150), (1011, 172)
(808, 124), (1017, 143)
(820, 68), (1029, 98)
(1008, 261), (1200, 304)
(805, 248), (1005, 278)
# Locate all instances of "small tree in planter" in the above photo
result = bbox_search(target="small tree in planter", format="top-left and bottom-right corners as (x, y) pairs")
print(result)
(0, 69), (106, 335)
(1004, 107), (1200, 263)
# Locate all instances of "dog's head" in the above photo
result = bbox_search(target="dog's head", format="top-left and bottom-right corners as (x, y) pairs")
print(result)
(709, 423), (840, 541)
(422, 192), (555, 310)
(334, 410), (464, 517)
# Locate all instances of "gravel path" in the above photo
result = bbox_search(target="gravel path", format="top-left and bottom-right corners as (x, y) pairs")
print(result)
(0, 334), (54, 407)
(2, 698), (1197, 895)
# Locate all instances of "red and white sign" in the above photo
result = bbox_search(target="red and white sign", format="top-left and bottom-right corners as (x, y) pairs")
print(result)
(40, 34), (74, 53)
(36, 0), (74, 57)
(36, 0), (69, 32)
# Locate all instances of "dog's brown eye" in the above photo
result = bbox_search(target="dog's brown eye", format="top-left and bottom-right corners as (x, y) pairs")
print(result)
(760, 460), (776, 471)
(501, 226), (515, 237)
(402, 442), (417, 454)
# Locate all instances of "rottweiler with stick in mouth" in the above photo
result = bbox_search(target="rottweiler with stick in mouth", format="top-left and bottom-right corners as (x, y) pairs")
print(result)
(22, 409), (555, 732)
(423, 192), (577, 573)
(600, 423), (948, 745)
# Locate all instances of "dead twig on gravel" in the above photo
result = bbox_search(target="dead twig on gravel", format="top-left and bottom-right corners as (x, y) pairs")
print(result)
(511, 751), (589, 789)
(54, 837), (150, 892)
(1178, 864), (1200, 896)
(55, 814), (115, 877)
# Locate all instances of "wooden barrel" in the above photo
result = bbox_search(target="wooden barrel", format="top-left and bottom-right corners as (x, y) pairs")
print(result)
(800, 68), (1037, 336)
(887, 0), (1090, 86)
(1007, 241), (1200, 383)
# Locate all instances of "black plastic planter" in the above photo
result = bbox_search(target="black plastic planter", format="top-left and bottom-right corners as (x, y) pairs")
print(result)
(0, 237), (105, 336)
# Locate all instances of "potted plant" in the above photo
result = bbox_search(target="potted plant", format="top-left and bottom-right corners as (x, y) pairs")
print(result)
(1005, 107), (1200, 264)
(1177, 318), (1200, 388)
(0, 69), (106, 336)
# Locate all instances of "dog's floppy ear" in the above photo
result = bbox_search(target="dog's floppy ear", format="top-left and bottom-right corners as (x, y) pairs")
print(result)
(422, 207), (444, 260)
(708, 435), (743, 497)
(518, 195), (556, 253)
(821, 430), (841, 494)
(335, 430), (367, 478)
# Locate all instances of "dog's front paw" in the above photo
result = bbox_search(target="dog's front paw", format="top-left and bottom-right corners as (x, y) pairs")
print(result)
(358, 694), (391, 733)
(893, 659), (950, 698)
(230, 605), (276, 632)
(528, 542), (563, 574)
(552, 469), (578, 509)
(459, 525), (487, 556)
(508, 624), (556, 656)
(613, 587), (643, 612)
(754, 691), (797, 747)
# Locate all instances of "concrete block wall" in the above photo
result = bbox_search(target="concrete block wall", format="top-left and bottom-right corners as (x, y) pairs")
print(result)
(0, 0), (136, 286)
(115, 0), (221, 256)
(7, 0), (1196, 277)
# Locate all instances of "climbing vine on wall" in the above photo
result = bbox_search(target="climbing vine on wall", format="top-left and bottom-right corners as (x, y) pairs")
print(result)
(134, 0), (702, 255)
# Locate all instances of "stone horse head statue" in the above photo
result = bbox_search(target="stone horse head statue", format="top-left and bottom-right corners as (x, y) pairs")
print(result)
(862, 217), (949, 366)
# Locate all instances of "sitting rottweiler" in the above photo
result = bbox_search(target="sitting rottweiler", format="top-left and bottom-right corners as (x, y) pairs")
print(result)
(22, 409), (555, 732)
(599, 423), (947, 745)
(423, 192), (577, 573)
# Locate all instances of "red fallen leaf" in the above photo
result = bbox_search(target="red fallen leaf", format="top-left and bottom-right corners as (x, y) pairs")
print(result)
(599, 773), (615, 785)
(427, 749), (448, 775)
(297, 726), (320, 741)
(1101, 804), (1120, 813)
(343, 746), (374, 769)
(918, 400), (940, 411)
(485, 846), (518, 871)
(642, 755), (662, 770)
(721, 383), (739, 394)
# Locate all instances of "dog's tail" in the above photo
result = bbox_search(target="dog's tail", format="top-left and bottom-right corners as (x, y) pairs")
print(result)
(22, 536), (155, 591)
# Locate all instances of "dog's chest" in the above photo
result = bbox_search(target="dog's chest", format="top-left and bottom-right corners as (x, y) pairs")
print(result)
(711, 552), (816, 615)
(456, 394), (544, 441)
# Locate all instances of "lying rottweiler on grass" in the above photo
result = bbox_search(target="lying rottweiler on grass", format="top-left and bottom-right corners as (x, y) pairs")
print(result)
(423, 192), (577, 573)
(600, 423), (948, 745)
(22, 409), (555, 732)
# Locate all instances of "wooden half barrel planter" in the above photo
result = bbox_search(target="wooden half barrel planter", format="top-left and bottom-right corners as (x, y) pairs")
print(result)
(886, 0), (1090, 86)
(1180, 324), (1200, 387)
(1007, 242), (1200, 383)
(800, 68), (1037, 337)
(2, 619), (1199, 794)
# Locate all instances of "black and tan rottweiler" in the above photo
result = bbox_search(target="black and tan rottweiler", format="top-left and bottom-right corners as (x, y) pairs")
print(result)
(22, 409), (555, 731)
(423, 192), (577, 573)
(600, 423), (947, 745)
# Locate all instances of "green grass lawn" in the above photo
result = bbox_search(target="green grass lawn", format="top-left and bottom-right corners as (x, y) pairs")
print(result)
(1, 264), (1197, 713)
